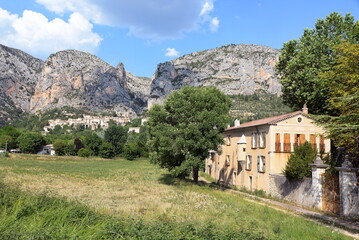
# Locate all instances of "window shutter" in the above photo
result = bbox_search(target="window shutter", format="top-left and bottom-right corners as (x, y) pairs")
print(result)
(262, 157), (266, 173)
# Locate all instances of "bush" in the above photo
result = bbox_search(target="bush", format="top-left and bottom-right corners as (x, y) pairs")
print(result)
(53, 140), (68, 156)
(18, 132), (46, 154)
(0, 152), (9, 158)
(123, 142), (141, 160)
(99, 142), (115, 159)
(77, 148), (91, 158)
(283, 141), (317, 180)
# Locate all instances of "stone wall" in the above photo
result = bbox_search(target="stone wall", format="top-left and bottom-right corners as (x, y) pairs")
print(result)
(269, 174), (319, 208)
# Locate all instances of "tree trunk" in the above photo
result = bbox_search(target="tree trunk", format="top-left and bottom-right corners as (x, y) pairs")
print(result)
(193, 167), (199, 184)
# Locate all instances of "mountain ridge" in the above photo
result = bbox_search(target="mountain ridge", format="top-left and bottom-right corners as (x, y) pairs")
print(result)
(0, 43), (282, 126)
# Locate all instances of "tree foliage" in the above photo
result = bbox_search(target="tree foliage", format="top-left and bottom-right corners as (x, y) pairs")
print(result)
(148, 86), (231, 183)
(99, 142), (115, 159)
(18, 132), (46, 154)
(83, 133), (103, 156)
(123, 142), (141, 160)
(315, 42), (359, 165)
(104, 124), (128, 155)
(283, 142), (317, 180)
(276, 12), (358, 114)
(77, 148), (91, 158)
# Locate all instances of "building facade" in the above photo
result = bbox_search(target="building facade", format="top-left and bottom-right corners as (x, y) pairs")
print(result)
(205, 108), (330, 193)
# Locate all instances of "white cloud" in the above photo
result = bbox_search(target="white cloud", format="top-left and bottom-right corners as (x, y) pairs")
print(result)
(210, 17), (219, 32)
(200, 1), (214, 16)
(0, 8), (102, 58)
(36, 0), (217, 40)
(165, 48), (179, 57)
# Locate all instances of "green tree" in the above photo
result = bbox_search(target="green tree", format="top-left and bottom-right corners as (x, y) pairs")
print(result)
(148, 86), (231, 183)
(18, 132), (46, 154)
(104, 125), (128, 155)
(83, 133), (103, 156)
(77, 148), (91, 158)
(276, 12), (358, 114)
(0, 135), (17, 150)
(283, 141), (317, 180)
(99, 142), (115, 159)
(123, 142), (141, 160)
(74, 138), (84, 154)
(316, 42), (359, 165)
(53, 140), (68, 156)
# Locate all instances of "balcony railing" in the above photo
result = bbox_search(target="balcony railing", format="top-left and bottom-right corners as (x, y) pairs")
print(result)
(283, 143), (291, 153)
(275, 143), (281, 153)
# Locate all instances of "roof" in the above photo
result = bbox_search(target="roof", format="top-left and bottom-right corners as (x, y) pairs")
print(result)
(226, 111), (303, 131)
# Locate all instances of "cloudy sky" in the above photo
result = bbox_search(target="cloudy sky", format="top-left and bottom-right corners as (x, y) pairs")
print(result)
(0, 0), (358, 77)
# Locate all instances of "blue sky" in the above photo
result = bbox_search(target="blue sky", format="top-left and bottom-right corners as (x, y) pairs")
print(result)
(0, 0), (358, 77)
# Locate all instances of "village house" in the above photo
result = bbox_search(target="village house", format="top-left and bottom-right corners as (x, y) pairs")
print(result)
(205, 106), (331, 193)
(44, 115), (131, 132)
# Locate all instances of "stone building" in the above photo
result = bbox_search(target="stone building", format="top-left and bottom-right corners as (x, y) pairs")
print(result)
(205, 106), (331, 193)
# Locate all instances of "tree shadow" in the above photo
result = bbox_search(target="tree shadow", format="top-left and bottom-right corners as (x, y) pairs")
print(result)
(157, 173), (228, 189)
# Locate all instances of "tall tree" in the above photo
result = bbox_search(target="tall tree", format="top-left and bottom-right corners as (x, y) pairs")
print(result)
(104, 124), (128, 155)
(276, 12), (358, 114)
(148, 86), (231, 183)
(315, 42), (359, 165)
(18, 132), (46, 154)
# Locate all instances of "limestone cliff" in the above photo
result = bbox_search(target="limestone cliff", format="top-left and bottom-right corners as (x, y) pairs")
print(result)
(149, 44), (281, 108)
(0, 44), (43, 123)
(29, 50), (140, 115)
(0, 44), (43, 111)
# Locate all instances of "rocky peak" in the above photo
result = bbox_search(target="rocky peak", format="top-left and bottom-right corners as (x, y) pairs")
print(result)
(0, 44), (43, 112)
(148, 44), (281, 108)
(30, 49), (137, 115)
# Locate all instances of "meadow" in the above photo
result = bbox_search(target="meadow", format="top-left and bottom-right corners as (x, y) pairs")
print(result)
(0, 154), (350, 239)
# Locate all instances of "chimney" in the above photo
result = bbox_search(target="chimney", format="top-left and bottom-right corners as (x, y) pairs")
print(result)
(234, 119), (240, 127)
(302, 104), (308, 114)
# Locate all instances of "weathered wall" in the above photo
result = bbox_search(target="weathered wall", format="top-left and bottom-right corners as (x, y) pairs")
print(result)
(269, 174), (322, 208)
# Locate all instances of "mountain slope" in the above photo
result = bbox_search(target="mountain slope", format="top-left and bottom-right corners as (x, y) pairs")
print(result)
(149, 44), (281, 108)
(29, 50), (140, 115)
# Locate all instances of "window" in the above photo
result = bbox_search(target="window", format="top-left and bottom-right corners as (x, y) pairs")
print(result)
(257, 155), (266, 173)
(251, 133), (257, 148)
(319, 135), (325, 152)
(294, 134), (305, 148)
(284, 133), (291, 152)
(226, 135), (231, 146)
(225, 155), (230, 166)
(246, 155), (252, 170)
(275, 133), (281, 152)
(259, 132), (266, 148)
(310, 134), (317, 150)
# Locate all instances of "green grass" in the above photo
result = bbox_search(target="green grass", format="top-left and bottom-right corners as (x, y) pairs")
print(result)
(0, 154), (350, 239)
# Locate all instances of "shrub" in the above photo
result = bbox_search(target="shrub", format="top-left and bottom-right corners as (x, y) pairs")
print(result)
(99, 142), (115, 159)
(283, 141), (317, 180)
(18, 132), (46, 154)
(77, 148), (91, 158)
(53, 140), (68, 156)
(123, 142), (141, 160)
(0, 152), (9, 158)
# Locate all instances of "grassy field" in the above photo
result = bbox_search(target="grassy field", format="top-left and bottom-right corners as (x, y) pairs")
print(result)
(0, 154), (350, 239)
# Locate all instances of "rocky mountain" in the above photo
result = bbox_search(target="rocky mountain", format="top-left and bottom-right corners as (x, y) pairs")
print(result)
(148, 44), (281, 108)
(0, 44), (44, 124)
(0, 45), (150, 125)
(30, 50), (141, 115)
(0, 43), (282, 126)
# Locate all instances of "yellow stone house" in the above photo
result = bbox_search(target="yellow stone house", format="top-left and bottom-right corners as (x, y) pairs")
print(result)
(205, 106), (330, 192)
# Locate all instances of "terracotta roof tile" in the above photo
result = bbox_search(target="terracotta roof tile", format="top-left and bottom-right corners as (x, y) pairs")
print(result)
(226, 111), (303, 131)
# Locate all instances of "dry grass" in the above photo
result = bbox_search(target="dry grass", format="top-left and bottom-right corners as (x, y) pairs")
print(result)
(0, 154), (351, 239)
